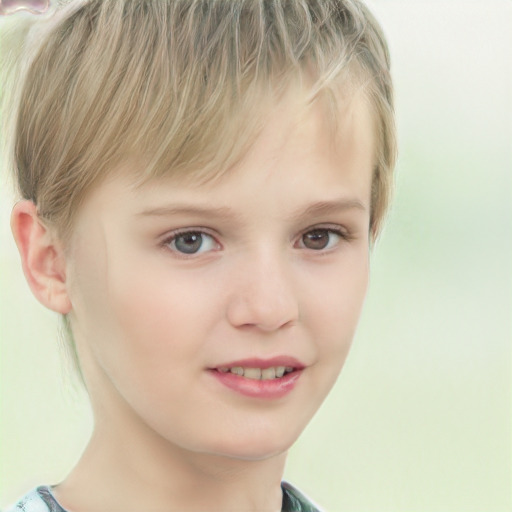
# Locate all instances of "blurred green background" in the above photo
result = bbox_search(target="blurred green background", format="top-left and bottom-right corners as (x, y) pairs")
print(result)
(1, 1), (511, 510)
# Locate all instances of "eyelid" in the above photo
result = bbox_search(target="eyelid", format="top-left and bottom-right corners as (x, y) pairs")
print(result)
(161, 227), (218, 240)
(304, 223), (349, 236)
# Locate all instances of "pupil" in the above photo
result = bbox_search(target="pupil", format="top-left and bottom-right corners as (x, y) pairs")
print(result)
(304, 230), (329, 250)
(175, 233), (202, 254)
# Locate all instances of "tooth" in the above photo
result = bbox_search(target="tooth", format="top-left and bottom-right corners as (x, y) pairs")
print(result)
(275, 366), (286, 378)
(218, 367), (229, 373)
(261, 367), (276, 380)
(230, 367), (244, 376)
(285, 367), (294, 373)
(243, 368), (262, 380)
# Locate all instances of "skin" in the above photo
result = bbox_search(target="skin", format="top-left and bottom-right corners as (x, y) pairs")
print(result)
(11, 87), (375, 512)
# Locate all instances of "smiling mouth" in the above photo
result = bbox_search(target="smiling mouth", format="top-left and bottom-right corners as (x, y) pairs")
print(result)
(209, 357), (305, 398)
(209, 365), (303, 399)
(216, 366), (295, 380)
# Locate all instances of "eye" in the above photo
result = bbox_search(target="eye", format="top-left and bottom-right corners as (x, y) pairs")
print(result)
(299, 228), (345, 251)
(164, 231), (218, 255)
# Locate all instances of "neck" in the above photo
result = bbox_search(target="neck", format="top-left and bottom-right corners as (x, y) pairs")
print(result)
(53, 424), (287, 512)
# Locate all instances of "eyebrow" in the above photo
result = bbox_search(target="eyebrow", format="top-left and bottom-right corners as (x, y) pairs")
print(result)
(136, 198), (367, 222)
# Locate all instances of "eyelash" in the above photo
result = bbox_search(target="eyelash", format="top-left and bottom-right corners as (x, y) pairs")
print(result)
(160, 225), (350, 259)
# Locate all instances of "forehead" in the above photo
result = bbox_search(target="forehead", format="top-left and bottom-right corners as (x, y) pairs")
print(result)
(75, 87), (375, 225)
(242, 85), (375, 175)
(154, 86), (372, 183)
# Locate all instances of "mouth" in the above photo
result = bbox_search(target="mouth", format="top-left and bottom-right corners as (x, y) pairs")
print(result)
(208, 357), (305, 399)
(216, 366), (296, 380)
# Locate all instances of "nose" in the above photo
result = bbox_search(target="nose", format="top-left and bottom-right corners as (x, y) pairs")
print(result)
(225, 250), (300, 332)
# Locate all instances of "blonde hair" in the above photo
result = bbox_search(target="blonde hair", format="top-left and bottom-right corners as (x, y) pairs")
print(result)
(2, 0), (396, 384)
(3, 0), (396, 241)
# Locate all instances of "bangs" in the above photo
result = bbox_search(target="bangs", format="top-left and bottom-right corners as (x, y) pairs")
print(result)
(9, 0), (394, 243)
(53, 0), (369, 186)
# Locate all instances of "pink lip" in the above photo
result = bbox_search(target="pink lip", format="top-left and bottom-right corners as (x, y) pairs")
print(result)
(208, 356), (305, 400)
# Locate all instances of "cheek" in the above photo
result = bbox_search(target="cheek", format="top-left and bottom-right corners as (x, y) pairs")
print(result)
(305, 248), (369, 360)
(95, 257), (217, 362)
(70, 247), (223, 419)
(69, 237), (217, 380)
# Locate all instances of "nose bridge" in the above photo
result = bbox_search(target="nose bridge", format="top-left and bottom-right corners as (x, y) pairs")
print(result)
(226, 243), (299, 332)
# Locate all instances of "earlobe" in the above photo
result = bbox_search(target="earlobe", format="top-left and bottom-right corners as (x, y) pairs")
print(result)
(10, 200), (72, 314)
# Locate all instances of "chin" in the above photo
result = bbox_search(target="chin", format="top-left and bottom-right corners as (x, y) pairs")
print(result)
(210, 444), (290, 463)
(203, 425), (301, 462)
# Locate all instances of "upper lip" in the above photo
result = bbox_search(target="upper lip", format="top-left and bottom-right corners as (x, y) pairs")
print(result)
(211, 356), (306, 370)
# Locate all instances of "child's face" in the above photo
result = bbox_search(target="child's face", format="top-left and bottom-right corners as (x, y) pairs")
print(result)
(66, 89), (374, 460)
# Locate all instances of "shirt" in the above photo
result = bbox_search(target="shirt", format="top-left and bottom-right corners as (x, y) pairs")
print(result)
(4, 482), (323, 511)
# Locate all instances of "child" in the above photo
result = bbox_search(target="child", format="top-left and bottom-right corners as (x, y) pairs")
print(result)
(2, 0), (396, 510)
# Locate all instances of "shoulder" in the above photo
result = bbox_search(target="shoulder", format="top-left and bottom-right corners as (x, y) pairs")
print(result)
(3, 486), (67, 512)
(281, 481), (324, 512)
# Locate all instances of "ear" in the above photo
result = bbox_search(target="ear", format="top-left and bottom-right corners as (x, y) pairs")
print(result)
(10, 200), (72, 314)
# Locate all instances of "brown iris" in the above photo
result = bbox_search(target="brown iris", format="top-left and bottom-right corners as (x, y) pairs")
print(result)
(302, 229), (331, 250)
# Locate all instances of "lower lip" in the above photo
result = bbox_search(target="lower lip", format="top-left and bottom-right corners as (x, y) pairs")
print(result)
(209, 369), (303, 399)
